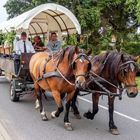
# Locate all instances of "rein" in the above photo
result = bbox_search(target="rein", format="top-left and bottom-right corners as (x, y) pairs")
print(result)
(90, 71), (121, 90)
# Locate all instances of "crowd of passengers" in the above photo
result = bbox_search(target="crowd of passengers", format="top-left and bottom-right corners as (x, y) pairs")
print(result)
(13, 32), (62, 54)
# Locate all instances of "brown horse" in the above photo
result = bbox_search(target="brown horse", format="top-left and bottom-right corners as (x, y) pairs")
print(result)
(71, 50), (139, 134)
(29, 46), (91, 130)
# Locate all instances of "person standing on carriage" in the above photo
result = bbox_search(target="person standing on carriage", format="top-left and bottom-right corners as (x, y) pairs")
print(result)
(47, 32), (61, 52)
(15, 32), (35, 54)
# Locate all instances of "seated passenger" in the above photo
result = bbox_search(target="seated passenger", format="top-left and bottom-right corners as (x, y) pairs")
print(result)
(15, 32), (35, 54)
(47, 32), (61, 52)
(33, 36), (46, 52)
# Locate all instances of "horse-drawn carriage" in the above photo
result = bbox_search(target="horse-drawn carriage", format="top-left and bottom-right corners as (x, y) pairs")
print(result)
(0, 3), (139, 135)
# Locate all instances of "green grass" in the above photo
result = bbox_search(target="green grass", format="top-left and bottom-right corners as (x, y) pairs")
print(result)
(136, 77), (140, 89)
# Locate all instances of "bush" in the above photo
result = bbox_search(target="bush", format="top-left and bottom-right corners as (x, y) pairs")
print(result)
(121, 42), (140, 56)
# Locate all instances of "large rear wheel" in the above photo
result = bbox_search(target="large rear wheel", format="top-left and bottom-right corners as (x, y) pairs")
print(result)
(10, 81), (20, 102)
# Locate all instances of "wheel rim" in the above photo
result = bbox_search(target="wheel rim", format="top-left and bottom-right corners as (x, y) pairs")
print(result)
(10, 85), (14, 97)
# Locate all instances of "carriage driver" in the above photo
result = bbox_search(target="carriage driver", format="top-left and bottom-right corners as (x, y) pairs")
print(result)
(15, 32), (35, 54)
(14, 32), (35, 75)
(47, 32), (62, 52)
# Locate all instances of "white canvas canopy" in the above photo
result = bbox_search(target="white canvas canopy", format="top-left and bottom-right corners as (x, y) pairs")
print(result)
(0, 3), (81, 38)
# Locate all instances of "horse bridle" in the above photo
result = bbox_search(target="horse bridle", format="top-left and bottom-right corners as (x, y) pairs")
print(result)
(72, 53), (91, 78)
(119, 60), (138, 88)
(120, 60), (137, 70)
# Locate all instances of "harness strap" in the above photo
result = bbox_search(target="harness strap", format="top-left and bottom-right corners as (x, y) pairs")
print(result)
(119, 60), (136, 67)
(37, 71), (61, 82)
(51, 51), (75, 86)
(36, 56), (51, 82)
(125, 84), (137, 88)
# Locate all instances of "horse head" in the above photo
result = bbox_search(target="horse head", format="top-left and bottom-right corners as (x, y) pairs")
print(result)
(71, 46), (92, 88)
(117, 54), (139, 98)
(92, 51), (139, 98)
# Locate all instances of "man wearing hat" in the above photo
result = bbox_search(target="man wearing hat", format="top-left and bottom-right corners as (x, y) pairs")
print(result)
(15, 32), (35, 54)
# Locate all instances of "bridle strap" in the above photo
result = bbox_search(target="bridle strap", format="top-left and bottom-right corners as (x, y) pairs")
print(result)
(120, 60), (136, 68)
(75, 73), (89, 78)
(72, 53), (91, 64)
(125, 84), (137, 88)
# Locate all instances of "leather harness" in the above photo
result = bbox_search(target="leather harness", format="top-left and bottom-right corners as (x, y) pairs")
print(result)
(36, 55), (61, 82)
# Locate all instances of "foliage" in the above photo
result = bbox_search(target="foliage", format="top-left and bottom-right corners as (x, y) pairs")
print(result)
(62, 34), (78, 48)
(0, 32), (4, 45)
(121, 42), (140, 55)
(136, 77), (140, 89)
(0, 31), (16, 46)
(66, 34), (78, 46)
(5, 31), (16, 45)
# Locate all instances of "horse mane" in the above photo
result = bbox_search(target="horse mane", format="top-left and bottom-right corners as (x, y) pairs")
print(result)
(92, 50), (123, 81)
(55, 46), (76, 67)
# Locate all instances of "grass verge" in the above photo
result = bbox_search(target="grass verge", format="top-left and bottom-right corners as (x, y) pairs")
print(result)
(136, 77), (140, 89)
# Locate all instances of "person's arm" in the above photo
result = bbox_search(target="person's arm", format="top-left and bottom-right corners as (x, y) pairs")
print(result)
(40, 42), (44, 47)
(56, 41), (62, 50)
(36, 42), (45, 50)
(29, 42), (35, 53)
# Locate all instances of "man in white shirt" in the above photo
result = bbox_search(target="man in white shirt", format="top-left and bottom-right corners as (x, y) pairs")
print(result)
(15, 32), (35, 54)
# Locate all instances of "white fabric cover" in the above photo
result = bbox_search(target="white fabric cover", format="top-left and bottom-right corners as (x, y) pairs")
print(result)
(0, 3), (81, 35)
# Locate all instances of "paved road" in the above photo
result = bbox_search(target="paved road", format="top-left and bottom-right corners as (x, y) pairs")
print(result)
(0, 77), (140, 140)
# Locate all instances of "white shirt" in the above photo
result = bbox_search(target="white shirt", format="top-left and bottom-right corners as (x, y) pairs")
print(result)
(15, 40), (35, 54)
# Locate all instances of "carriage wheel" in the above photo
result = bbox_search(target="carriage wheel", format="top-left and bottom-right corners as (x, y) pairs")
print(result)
(10, 81), (19, 102)
(0, 69), (2, 76)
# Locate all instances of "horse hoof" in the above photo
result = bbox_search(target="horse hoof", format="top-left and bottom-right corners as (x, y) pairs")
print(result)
(41, 114), (48, 121)
(51, 111), (57, 118)
(64, 122), (73, 131)
(74, 114), (81, 119)
(83, 112), (94, 120)
(110, 129), (120, 135)
(42, 116), (48, 121)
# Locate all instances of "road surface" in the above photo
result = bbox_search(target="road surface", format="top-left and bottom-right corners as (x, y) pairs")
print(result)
(0, 77), (140, 140)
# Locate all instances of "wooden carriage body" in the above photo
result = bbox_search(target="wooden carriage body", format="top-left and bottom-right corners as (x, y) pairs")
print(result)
(0, 53), (34, 80)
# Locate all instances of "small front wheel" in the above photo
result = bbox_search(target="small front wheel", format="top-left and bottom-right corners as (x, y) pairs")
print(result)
(0, 69), (2, 76)
(10, 82), (19, 102)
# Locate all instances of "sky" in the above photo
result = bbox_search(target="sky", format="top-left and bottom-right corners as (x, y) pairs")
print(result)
(0, 0), (8, 22)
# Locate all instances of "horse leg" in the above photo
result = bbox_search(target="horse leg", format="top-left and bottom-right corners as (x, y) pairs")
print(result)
(64, 91), (75, 131)
(71, 89), (81, 119)
(84, 93), (100, 120)
(51, 91), (64, 118)
(36, 89), (48, 121)
(108, 96), (120, 135)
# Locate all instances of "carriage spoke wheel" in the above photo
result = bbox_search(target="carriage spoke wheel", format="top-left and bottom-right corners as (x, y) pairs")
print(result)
(10, 81), (19, 102)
